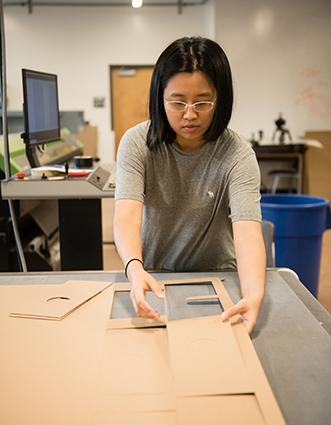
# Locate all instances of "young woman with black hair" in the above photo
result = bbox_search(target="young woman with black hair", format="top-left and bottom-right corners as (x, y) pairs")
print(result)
(113, 36), (266, 334)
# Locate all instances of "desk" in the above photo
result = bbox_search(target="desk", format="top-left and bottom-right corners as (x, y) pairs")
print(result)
(0, 269), (330, 425)
(1, 164), (115, 271)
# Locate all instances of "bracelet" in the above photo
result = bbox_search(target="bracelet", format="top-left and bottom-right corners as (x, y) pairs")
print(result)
(125, 258), (144, 278)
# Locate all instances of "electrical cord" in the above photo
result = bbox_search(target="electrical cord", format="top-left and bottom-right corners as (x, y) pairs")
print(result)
(0, 0), (27, 272)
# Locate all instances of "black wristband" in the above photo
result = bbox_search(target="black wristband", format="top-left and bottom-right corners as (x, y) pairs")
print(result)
(125, 258), (144, 278)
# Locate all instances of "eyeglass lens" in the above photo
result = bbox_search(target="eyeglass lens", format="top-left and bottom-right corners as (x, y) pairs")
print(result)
(166, 101), (214, 113)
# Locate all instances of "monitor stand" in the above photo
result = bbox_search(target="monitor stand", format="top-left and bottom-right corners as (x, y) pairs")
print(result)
(26, 145), (41, 168)
(21, 132), (41, 168)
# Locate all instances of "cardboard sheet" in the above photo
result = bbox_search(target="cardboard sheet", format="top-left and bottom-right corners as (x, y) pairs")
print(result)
(9, 280), (112, 320)
(102, 277), (286, 425)
(97, 327), (173, 396)
(167, 316), (251, 396)
(177, 395), (265, 425)
(0, 277), (286, 424)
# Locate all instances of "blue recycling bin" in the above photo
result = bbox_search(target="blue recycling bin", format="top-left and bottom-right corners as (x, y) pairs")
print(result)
(260, 194), (331, 297)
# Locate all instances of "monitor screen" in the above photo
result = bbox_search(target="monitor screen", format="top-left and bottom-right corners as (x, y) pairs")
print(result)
(22, 69), (61, 147)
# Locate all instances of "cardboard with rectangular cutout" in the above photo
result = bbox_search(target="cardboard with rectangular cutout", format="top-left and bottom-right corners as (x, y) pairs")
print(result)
(102, 278), (286, 425)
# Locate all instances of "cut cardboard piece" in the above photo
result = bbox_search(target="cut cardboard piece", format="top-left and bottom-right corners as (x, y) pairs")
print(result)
(9, 280), (112, 320)
(97, 327), (173, 396)
(177, 395), (266, 425)
(107, 278), (229, 329)
(95, 394), (176, 413)
(1, 277), (286, 424)
(107, 283), (167, 329)
(93, 410), (177, 425)
(102, 278), (286, 425)
(167, 316), (251, 396)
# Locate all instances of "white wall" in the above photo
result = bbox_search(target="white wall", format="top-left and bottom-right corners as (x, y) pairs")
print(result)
(3, 0), (331, 147)
(215, 0), (331, 140)
(4, 3), (213, 137)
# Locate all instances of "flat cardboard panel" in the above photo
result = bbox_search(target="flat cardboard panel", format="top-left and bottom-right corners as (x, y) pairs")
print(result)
(95, 394), (176, 412)
(9, 280), (112, 320)
(93, 411), (176, 425)
(0, 281), (114, 425)
(101, 278), (285, 424)
(177, 394), (266, 425)
(167, 316), (249, 395)
(0, 277), (286, 425)
(97, 327), (173, 396)
(107, 278), (233, 330)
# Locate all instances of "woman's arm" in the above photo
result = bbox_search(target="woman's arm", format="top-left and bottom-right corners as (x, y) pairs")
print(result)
(113, 199), (164, 319)
(222, 220), (266, 334)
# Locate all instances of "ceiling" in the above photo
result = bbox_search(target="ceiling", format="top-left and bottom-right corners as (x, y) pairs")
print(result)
(3, 0), (209, 15)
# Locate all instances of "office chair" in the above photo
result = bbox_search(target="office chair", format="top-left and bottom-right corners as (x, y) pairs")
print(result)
(261, 220), (275, 267)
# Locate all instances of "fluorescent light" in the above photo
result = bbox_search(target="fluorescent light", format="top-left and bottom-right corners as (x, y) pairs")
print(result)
(132, 0), (143, 8)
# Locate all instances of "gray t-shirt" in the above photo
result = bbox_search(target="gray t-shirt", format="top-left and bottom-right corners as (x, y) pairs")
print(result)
(115, 121), (261, 272)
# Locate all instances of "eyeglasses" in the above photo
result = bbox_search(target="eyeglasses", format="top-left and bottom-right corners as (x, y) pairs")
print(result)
(164, 97), (217, 113)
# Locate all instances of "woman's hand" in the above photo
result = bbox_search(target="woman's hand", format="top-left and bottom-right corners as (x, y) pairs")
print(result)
(231, 220), (266, 334)
(114, 199), (164, 318)
(129, 267), (164, 319)
(221, 295), (262, 334)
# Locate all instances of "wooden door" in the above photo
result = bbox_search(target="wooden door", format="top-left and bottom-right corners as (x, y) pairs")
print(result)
(111, 66), (154, 158)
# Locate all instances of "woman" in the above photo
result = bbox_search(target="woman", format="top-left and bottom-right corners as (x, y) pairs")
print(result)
(113, 36), (266, 334)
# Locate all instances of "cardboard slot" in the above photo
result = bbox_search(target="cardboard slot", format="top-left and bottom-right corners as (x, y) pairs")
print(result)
(164, 282), (224, 321)
(186, 294), (221, 301)
(110, 289), (166, 319)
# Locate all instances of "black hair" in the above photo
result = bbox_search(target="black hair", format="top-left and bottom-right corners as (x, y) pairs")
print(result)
(147, 36), (234, 151)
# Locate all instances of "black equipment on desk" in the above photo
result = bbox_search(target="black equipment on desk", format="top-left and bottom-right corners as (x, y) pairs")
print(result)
(21, 69), (61, 168)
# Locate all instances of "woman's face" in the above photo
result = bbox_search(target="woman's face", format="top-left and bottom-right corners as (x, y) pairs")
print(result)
(163, 71), (217, 152)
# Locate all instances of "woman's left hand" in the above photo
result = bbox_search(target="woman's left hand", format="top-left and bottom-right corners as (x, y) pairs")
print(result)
(221, 295), (262, 334)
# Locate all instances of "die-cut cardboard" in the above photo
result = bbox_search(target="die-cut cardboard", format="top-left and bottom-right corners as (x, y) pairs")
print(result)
(0, 277), (286, 425)
(176, 394), (266, 425)
(9, 280), (113, 320)
(100, 278), (286, 425)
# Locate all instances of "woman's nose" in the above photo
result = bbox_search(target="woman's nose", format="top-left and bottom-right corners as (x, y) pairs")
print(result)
(183, 105), (198, 119)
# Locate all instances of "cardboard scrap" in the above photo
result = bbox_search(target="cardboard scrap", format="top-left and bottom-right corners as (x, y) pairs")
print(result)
(9, 280), (113, 321)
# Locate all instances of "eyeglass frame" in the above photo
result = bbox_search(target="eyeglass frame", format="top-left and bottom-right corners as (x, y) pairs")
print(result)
(164, 97), (217, 113)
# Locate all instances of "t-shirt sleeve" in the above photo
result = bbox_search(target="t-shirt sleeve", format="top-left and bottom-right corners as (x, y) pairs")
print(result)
(114, 129), (146, 203)
(228, 149), (262, 223)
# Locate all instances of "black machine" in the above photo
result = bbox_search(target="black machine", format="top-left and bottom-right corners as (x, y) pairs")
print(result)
(21, 69), (61, 168)
(0, 69), (83, 272)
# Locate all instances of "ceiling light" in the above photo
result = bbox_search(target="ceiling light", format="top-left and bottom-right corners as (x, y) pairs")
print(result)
(132, 0), (143, 8)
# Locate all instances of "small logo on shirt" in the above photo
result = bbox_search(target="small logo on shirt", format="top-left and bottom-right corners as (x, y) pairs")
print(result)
(207, 190), (214, 198)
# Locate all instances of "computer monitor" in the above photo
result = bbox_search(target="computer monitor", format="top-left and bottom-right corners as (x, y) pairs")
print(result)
(21, 69), (61, 168)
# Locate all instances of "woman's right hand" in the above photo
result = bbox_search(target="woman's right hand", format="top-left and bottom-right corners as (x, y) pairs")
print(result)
(128, 266), (164, 319)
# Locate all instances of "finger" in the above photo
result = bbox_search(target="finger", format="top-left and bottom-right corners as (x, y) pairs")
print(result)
(148, 279), (164, 299)
(221, 302), (246, 320)
(137, 300), (160, 319)
(132, 296), (160, 319)
(243, 320), (255, 335)
(131, 287), (160, 319)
